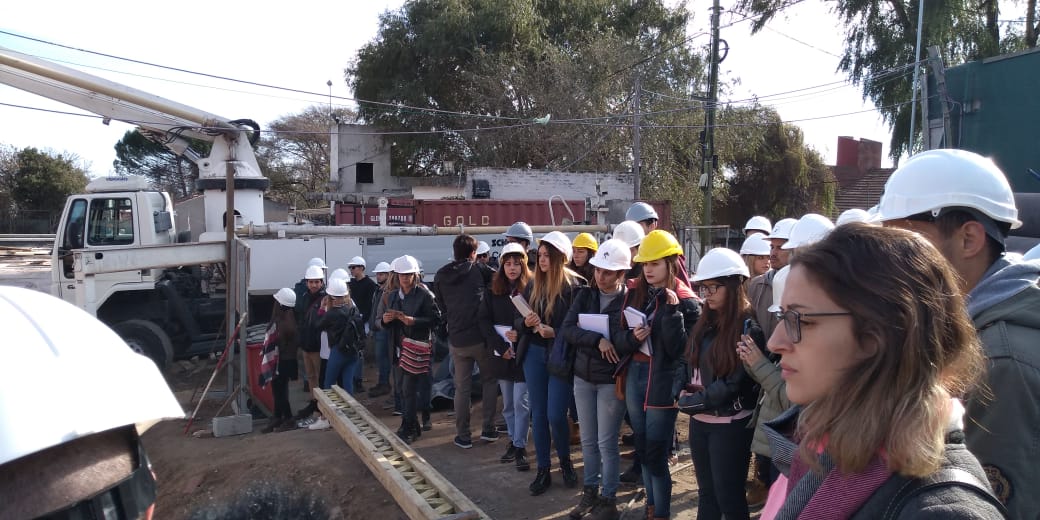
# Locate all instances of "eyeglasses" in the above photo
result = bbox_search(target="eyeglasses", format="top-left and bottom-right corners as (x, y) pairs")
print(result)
(773, 308), (852, 343)
(698, 283), (723, 297)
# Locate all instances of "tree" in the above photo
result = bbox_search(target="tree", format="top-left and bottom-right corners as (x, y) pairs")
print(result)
(254, 105), (355, 208)
(717, 106), (835, 223)
(736, 0), (1038, 159)
(114, 130), (209, 201)
(10, 147), (89, 212)
(0, 144), (17, 222)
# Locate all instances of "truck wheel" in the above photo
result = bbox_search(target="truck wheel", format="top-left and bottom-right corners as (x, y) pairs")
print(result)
(113, 320), (174, 370)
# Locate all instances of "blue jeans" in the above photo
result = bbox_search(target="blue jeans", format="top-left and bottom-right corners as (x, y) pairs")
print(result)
(626, 360), (678, 517)
(374, 329), (390, 386)
(523, 344), (574, 469)
(689, 416), (754, 520)
(325, 349), (360, 395)
(499, 380), (530, 448)
(574, 376), (626, 497)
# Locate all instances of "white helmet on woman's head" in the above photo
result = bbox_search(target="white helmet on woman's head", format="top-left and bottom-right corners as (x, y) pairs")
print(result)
(329, 268), (349, 282)
(743, 215), (773, 236)
(501, 242), (527, 258)
(692, 248), (750, 281)
(782, 214), (835, 250)
(589, 238), (632, 271)
(326, 278), (349, 297)
(391, 255), (421, 274)
(1, 286), (182, 517)
(768, 265), (790, 312)
(613, 220), (646, 248)
(739, 234), (771, 256)
(539, 231), (574, 262)
(274, 287), (297, 307)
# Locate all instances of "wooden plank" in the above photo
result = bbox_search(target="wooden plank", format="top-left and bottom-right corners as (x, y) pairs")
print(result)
(325, 386), (491, 520)
(314, 389), (439, 520)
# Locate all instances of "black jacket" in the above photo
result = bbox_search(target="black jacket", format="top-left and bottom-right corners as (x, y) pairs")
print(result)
(615, 281), (700, 408)
(562, 285), (627, 385)
(296, 288), (325, 353)
(318, 304), (365, 358)
(478, 282), (530, 382)
(434, 259), (493, 347)
(677, 316), (765, 417)
(376, 285), (441, 362)
(515, 282), (578, 372)
(348, 276), (378, 324)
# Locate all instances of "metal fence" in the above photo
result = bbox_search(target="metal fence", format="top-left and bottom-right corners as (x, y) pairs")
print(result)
(0, 210), (60, 234)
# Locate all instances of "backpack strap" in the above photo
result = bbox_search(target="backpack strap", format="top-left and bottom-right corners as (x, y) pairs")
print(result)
(881, 468), (1008, 520)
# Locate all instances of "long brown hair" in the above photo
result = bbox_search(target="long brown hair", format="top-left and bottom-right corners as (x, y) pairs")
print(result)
(688, 275), (749, 378)
(271, 300), (297, 345)
(491, 252), (531, 296)
(530, 243), (578, 324)
(623, 255), (679, 323)
(381, 272), (400, 308)
(791, 223), (984, 476)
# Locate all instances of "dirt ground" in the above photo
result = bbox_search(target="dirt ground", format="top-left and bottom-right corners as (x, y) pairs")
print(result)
(146, 357), (709, 520)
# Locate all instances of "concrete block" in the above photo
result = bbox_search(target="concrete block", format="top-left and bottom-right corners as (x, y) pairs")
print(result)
(211, 414), (252, 437)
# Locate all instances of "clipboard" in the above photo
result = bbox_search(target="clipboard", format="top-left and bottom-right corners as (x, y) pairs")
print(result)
(511, 294), (534, 317)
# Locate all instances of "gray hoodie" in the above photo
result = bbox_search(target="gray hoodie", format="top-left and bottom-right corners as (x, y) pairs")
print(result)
(964, 255), (1040, 519)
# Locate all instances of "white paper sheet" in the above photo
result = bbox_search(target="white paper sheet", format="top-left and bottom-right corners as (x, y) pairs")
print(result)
(511, 294), (534, 317)
(578, 313), (610, 337)
(493, 324), (513, 357)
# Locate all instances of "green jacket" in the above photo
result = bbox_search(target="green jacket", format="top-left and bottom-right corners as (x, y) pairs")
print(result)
(965, 257), (1040, 519)
(747, 353), (790, 457)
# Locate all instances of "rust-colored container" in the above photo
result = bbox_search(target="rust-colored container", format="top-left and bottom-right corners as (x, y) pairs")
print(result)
(336, 199), (587, 227)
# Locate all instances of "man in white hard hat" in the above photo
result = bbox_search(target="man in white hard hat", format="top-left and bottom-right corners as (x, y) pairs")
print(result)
(434, 234), (499, 449)
(746, 218), (797, 339)
(742, 215), (772, 237)
(0, 286), (183, 519)
(475, 240), (493, 267)
(877, 148), (1040, 517)
(294, 263), (327, 425)
(347, 255), (379, 394)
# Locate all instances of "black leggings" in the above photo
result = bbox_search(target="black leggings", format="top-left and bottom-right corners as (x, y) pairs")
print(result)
(273, 359), (298, 419)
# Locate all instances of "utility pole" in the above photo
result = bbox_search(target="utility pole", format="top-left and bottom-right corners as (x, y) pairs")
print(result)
(908, 0), (925, 154)
(700, 0), (721, 255)
(927, 46), (952, 147)
(633, 75), (642, 200)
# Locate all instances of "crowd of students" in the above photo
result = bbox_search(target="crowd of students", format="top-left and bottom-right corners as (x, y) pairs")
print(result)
(9, 148), (1038, 520)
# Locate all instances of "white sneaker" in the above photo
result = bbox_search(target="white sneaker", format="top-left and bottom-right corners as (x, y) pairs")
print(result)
(308, 417), (331, 430)
(296, 416), (317, 428)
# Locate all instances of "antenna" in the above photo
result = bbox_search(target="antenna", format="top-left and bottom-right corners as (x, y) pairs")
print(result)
(327, 80), (334, 120)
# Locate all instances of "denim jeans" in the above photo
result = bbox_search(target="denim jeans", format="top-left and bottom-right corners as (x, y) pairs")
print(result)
(625, 360), (678, 517)
(689, 415), (754, 520)
(574, 376), (626, 497)
(325, 349), (359, 395)
(374, 329), (390, 386)
(499, 380), (530, 448)
(523, 344), (574, 469)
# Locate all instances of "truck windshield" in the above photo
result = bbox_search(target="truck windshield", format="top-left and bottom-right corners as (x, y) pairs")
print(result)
(88, 197), (134, 246)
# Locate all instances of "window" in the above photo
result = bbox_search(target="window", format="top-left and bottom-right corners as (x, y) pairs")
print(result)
(87, 197), (135, 246)
(356, 162), (374, 184)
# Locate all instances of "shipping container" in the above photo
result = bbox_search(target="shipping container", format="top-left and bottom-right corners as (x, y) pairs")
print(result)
(335, 199), (587, 227)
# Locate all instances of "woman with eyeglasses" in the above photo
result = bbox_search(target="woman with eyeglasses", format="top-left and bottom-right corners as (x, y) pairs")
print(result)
(616, 230), (699, 520)
(678, 248), (766, 520)
(757, 224), (1005, 519)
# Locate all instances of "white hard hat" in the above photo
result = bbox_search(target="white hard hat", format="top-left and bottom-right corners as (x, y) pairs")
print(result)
(613, 220), (646, 248)
(626, 202), (659, 223)
(304, 265), (325, 280)
(501, 242), (527, 258)
(766, 218), (798, 240)
(476, 241), (491, 255)
(329, 268), (349, 282)
(782, 214), (835, 250)
(348, 256), (366, 268)
(326, 278), (349, 297)
(539, 231), (573, 262)
(836, 208), (872, 226)
(0, 287), (183, 466)
(743, 215), (773, 235)
(692, 247), (750, 281)
(588, 238), (632, 271)
(875, 149), (1021, 229)
(739, 234), (771, 256)
(768, 265), (790, 312)
(373, 261), (392, 273)
(274, 287), (297, 307)
(391, 255), (421, 274)
(308, 257), (327, 269)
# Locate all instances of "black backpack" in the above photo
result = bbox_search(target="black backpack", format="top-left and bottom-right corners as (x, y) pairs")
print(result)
(868, 468), (1008, 519)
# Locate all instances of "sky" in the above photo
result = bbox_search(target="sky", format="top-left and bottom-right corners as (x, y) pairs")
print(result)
(0, 0), (895, 178)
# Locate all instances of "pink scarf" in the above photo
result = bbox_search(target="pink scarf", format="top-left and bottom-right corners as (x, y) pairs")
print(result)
(788, 450), (891, 520)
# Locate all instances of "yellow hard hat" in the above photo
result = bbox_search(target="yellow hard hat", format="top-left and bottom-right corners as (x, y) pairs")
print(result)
(572, 232), (599, 252)
(633, 230), (683, 262)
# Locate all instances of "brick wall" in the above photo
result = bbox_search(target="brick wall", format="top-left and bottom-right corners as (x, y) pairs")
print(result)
(467, 168), (635, 201)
